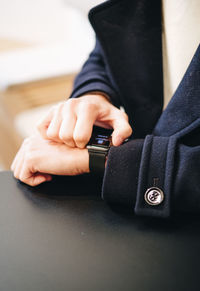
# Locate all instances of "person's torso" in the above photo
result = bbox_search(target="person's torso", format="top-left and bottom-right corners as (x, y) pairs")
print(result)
(89, 0), (200, 137)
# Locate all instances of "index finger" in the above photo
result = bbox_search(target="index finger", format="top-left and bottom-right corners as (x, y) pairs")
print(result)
(36, 106), (55, 139)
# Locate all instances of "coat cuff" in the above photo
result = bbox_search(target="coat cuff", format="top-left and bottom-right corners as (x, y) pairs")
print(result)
(102, 139), (144, 209)
(102, 135), (177, 218)
(135, 135), (177, 218)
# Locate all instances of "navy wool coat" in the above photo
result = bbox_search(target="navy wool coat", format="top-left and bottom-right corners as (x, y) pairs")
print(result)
(70, 0), (200, 218)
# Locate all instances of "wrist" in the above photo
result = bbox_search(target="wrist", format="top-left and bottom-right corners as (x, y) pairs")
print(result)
(61, 147), (90, 176)
(83, 148), (90, 173)
(105, 156), (108, 168)
(83, 91), (111, 103)
(78, 148), (90, 174)
(75, 148), (90, 175)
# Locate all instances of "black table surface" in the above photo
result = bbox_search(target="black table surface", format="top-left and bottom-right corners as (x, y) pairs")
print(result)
(0, 171), (200, 291)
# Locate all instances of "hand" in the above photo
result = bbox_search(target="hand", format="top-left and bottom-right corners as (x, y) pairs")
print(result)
(37, 94), (132, 149)
(11, 135), (89, 186)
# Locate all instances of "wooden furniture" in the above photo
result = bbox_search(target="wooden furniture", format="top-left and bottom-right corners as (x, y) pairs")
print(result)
(0, 75), (75, 169)
(0, 38), (30, 52)
(1, 74), (74, 119)
(0, 39), (75, 169)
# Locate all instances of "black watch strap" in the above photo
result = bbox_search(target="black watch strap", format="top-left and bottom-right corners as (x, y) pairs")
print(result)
(88, 150), (107, 175)
(87, 125), (112, 175)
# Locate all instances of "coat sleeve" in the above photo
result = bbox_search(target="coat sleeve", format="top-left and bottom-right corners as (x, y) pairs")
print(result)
(102, 121), (200, 218)
(102, 44), (200, 218)
(69, 38), (121, 107)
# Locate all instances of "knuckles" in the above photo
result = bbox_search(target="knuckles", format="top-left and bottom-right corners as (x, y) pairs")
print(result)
(46, 130), (58, 140)
(80, 101), (98, 111)
(58, 131), (74, 146)
(24, 152), (36, 165)
(78, 98), (99, 114)
(21, 137), (39, 160)
(64, 98), (77, 110)
(73, 132), (88, 148)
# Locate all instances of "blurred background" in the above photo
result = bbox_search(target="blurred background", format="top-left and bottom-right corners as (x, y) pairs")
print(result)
(0, 0), (102, 170)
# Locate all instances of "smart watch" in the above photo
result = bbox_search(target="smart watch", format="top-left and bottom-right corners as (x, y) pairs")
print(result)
(86, 126), (113, 175)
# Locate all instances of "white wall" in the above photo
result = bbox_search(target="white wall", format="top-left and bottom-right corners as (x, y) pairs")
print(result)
(0, 0), (103, 87)
(0, 0), (100, 45)
(65, 0), (104, 14)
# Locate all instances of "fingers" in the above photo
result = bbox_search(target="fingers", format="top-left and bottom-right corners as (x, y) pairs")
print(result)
(46, 103), (63, 142)
(11, 147), (22, 174)
(37, 100), (78, 147)
(36, 96), (133, 149)
(11, 138), (52, 186)
(20, 162), (52, 186)
(60, 99), (98, 148)
(109, 110), (133, 146)
(59, 102), (77, 147)
(11, 139), (27, 179)
(37, 99), (99, 148)
(73, 103), (97, 148)
(37, 106), (55, 139)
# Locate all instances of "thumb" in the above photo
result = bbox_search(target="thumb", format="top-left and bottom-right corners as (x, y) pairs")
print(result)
(110, 111), (133, 146)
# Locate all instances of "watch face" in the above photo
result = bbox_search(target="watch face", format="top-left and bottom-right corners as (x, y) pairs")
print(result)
(87, 126), (112, 148)
(90, 134), (111, 147)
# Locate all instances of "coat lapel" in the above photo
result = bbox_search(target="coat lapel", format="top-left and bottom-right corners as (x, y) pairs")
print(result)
(89, 0), (163, 137)
(154, 44), (200, 137)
